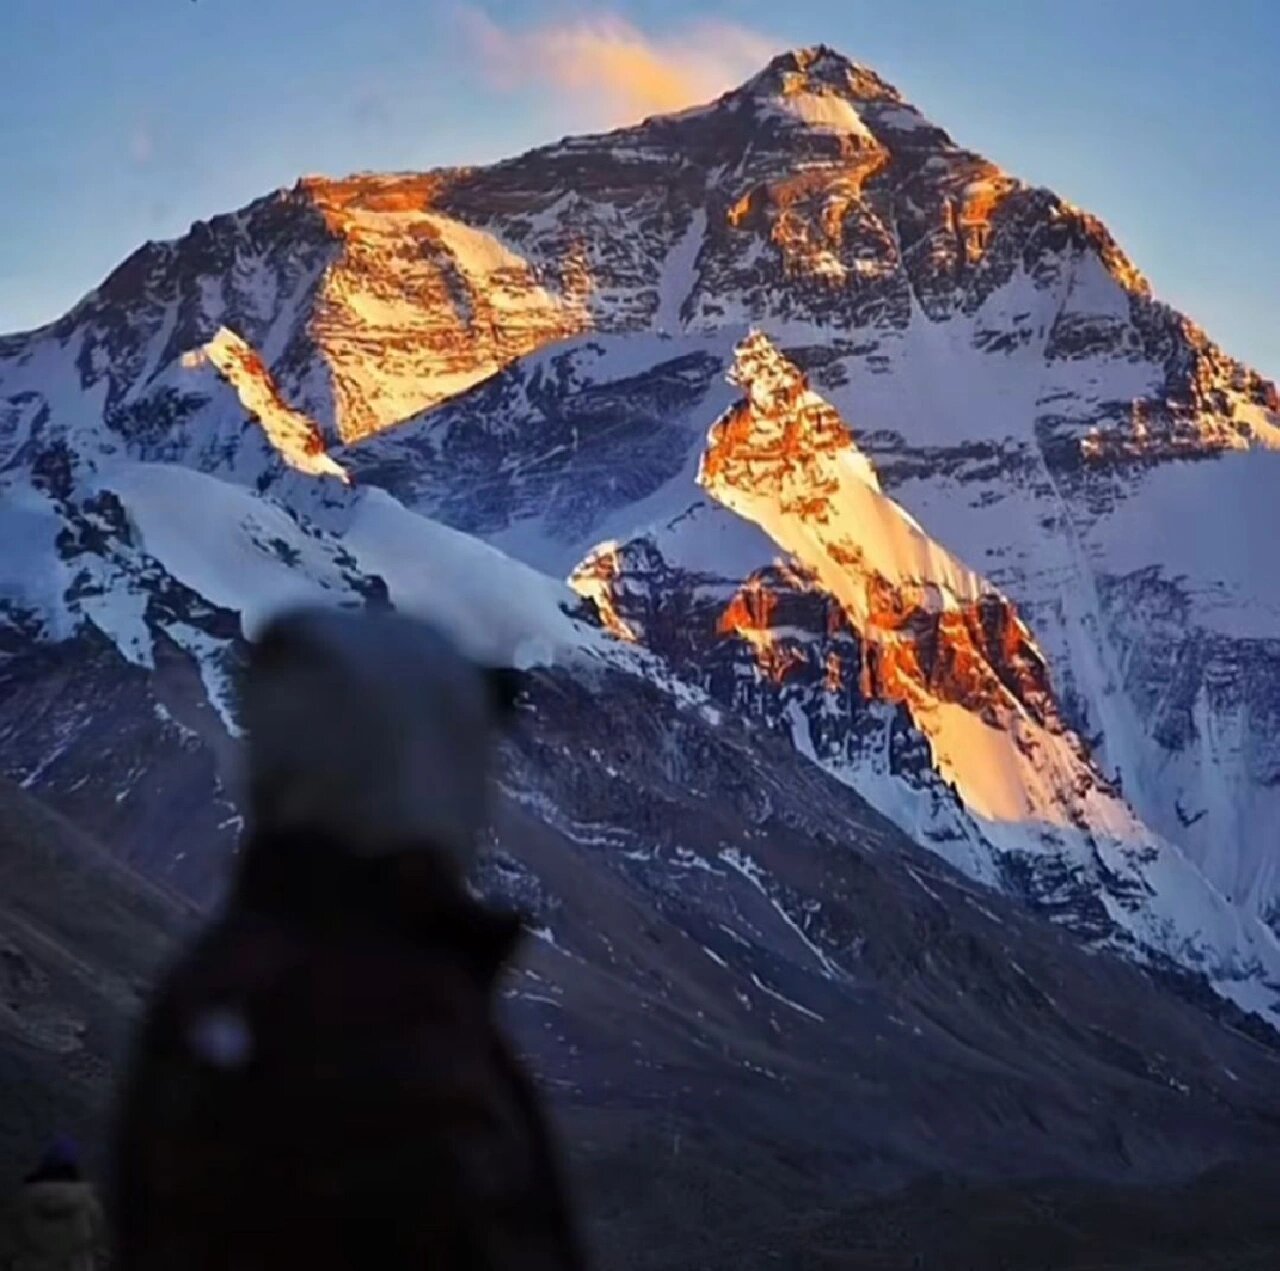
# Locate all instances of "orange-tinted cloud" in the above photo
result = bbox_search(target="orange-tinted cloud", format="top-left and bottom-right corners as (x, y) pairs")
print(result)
(462, 9), (777, 127)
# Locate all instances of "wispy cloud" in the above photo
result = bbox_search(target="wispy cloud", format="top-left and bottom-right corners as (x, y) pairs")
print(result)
(461, 9), (777, 127)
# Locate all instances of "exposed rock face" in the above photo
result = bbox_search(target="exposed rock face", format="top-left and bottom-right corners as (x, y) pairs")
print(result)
(698, 333), (1057, 733)
(487, 663), (1280, 1198)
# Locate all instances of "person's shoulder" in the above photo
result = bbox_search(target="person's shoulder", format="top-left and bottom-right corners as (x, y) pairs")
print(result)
(165, 910), (302, 991)
(133, 911), (301, 1052)
(19, 1179), (95, 1198)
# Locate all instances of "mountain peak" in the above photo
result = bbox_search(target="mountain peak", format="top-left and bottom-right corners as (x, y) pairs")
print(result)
(709, 44), (943, 147)
(744, 45), (903, 105)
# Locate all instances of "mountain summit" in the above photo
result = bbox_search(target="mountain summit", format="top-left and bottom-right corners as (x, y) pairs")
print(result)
(742, 44), (904, 98)
(723, 44), (945, 140)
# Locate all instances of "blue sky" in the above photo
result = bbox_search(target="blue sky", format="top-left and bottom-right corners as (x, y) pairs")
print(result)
(3, 0), (1277, 377)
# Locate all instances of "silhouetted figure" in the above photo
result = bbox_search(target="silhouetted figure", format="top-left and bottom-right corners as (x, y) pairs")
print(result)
(112, 608), (584, 1271)
(0, 1138), (104, 1271)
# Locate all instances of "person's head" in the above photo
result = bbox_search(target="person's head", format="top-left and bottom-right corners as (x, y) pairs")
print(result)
(25, 1135), (81, 1185)
(240, 606), (522, 875)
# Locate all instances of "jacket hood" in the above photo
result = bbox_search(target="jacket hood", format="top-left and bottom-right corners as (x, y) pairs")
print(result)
(240, 607), (519, 872)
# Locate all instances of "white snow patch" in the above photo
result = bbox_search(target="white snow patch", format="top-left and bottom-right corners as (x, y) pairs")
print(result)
(654, 210), (706, 334)
(93, 462), (357, 637)
(720, 848), (842, 980)
(1088, 450), (1280, 639)
(872, 104), (933, 133)
(339, 488), (594, 668)
(762, 93), (876, 142)
(747, 972), (825, 1022)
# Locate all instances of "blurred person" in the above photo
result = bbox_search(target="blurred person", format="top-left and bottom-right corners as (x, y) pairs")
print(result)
(0, 1137), (104, 1271)
(111, 607), (585, 1271)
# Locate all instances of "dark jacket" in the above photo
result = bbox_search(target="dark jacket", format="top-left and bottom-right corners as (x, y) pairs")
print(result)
(111, 832), (585, 1271)
(0, 1176), (103, 1271)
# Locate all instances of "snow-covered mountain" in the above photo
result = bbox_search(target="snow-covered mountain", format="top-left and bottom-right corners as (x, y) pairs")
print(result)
(2, 43), (1279, 1037)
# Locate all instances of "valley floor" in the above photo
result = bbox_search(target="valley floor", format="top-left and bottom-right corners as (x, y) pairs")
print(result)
(568, 1110), (1280, 1270)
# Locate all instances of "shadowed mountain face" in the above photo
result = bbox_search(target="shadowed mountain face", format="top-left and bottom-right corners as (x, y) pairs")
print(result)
(500, 666), (1280, 1174)
(500, 667), (1280, 1267)
(1, 41), (1280, 1267)
(0, 776), (191, 1175)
